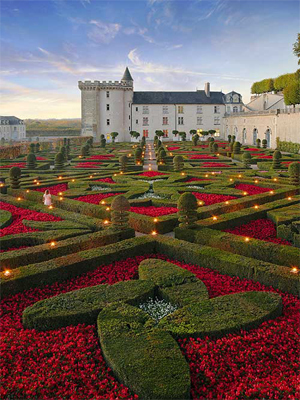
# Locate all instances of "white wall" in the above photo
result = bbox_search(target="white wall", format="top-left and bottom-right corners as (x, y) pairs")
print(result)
(0, 124), (26, 141)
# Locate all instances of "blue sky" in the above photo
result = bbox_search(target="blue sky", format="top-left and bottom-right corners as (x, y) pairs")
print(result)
(1, 0), (299, 118)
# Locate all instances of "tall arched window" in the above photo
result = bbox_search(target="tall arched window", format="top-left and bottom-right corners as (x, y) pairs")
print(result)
(253, 129), (258, 145)
(242, 128), (247, 143)
(265, 129), (271, 148)
(233, 106), (238, 113)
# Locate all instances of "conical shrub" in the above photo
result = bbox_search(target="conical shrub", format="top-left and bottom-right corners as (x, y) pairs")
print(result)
(288, 162), (300, 185)
(178, 192), (198, 228)
(55, 152), (65, 170)
(9, 166), (21, 189)
(272, 150), (282, 169)
(27, 153), (36, 169)
(173, 155), (184, 172)
(111, 195), (131, 230)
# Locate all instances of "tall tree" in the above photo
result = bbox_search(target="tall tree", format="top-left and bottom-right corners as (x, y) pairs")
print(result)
(293, 33), (300, 64)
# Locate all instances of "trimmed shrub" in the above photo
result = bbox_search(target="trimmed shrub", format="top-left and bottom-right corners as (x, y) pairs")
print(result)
(212, 143), (219, 153)
(81, 145), (90, 156)
(119, 155), (128, 172)
(273, 150), (282, 169)
(55, 152), (65, 170)
(177, 193), (198, 228)
(227, 135), (232, 143)
(35, 143), (40, 153)
(192, 135), (199, 146)
(231, 135), (236, 143)
(60, 145), (67, 161)
(111, 195), (130, 230)
(256, 138), (261, 148)
(158, 148), (167, 163)
(262, 139), (268, 148)
(100, 138), (106, 148)
(26, 153), (36, 169)
(243, 152), (252, 168)
(29, 143), (35, 153)
(233, 141), (241, 154)
(9, 167), (21, 189)
(135, 147), (143, 164)
(288, 162), (300, 185)
(173, 155), (184, 172)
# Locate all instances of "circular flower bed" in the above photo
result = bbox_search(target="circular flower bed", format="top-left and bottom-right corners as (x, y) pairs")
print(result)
(74, 193), (123, 205)
(235, 184), (271, 195)
(130, 206), (178, 217)
(1, 255), (298, 399)
(224, 219), (291, 245)
(192, 193), (237, 205)
(0, 202), (62, 237)
(34, 184), (68, 195)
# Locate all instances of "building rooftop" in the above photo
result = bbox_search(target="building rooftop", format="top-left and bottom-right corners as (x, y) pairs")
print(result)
(121, 67), (133, 82)
(132, 91), (225, 105)
(0, 116), (24, 125)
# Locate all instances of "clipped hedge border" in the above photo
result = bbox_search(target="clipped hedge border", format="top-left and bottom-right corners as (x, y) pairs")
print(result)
(175, 227), (300, 268)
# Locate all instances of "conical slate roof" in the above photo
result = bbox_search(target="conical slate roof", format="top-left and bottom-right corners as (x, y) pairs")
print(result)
(121, 67), (133, 81)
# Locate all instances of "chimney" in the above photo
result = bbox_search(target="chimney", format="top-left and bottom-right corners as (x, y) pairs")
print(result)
(205, 82), (210, 97)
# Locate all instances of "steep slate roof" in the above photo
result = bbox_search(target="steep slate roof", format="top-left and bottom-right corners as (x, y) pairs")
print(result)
(132, 91), (225, 104)
(0, 116), (23, 124)
(121, 67), (133, 81)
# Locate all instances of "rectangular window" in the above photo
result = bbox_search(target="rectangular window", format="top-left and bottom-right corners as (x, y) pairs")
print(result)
(143, 130), (149, 138)
(178, 106), (184, 114)
(197, 105), (203, 114)
(214, 106), (220, 114)
(106, 104), (110, 111)
(214, 117), (220, 125)
(129, 115), (130, 120)
(107, 119), (110, 126)
(106, 91), (110, 98)
(143, 106), (149, 114)
(136, 107), (138, 112)
(178, 116), (184, 125)
(136, 119), (138, 124)
(162, 106), (169, 114)
(197, 117), (203, 125)
(162, 117), (168, 125)
(143, 117), (149, 126)
(163, 130), (169, 138)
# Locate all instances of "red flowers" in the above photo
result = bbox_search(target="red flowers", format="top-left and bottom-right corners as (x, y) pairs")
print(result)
(224, 219), (291, 245)
(74, 162), (103, 168)
(138, 171), (168, 177)
(74, 193), (122, 205)
(235, 184), (271, 195)
(255, 155), (273, 159)
(86, 155), (114, 160)
(0, 163), (26, 169)
(192, 192), (237, 205)
(130, 206), (178, 217)
(186, 178), (211, 182)
(189, 155), (218, 160)
(0, 202), (62, 237)
(0, 255), (299, 399)
(244, 148), (261, 151)
(94, 178), (116, 184)
(34, 184), (68, 195)
(166, 146), (180, 151)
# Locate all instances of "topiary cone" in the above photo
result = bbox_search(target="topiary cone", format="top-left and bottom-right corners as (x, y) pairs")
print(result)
(173, 155), (184, 172)
(272, 150), (282, 170)
(243, 152), (252, 168)
(9, 166), (21, 189)
(288, 162), (300, 185)
(55, 152), (65, 170)
(111, 195), (131, 230)
(26, 153), (36, 169)
(177, 192), (198, 228)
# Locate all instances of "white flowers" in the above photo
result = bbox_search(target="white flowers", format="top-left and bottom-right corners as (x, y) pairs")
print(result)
(139, 297), (177, 323)
(91, 186), (109, 191)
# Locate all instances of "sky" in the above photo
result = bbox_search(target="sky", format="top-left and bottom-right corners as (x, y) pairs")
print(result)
(1, 0), (299, 118)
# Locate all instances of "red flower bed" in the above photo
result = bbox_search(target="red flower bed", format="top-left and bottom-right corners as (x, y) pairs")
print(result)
(166, 146), (180, 151)
(130, 206), (178, 217)
(138, 171), (167, 177)
(256, 155), (273, 159)
(86, 155), (114, 160)
(1, 255), (298, 399)
(74, 162), (103, 168)
(195, 145), (209, 148)
(192, 192), (237, 205)
(186, 178), (211, 182)
(244, 148), (260, 151)
(0, 202), (62, 237)
(224, 218), (291, 245)
(189, 155), (218, 160)
(0, 163), (26, 169)
(282, 161), (300, 166)
(24, 156), (47, 161)
(235, 183), (271, 195)
(74, 193), (122, 205)
(94, 178), (116, 184)
(34, 184), (68, 195)
(199, 163), (231, 168)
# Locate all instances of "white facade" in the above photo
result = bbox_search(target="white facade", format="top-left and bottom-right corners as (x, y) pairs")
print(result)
(0, 116), (26, 141)
(79, 68), (234, 142)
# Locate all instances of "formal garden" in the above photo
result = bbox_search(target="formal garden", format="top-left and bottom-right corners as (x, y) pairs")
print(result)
(0, 134), (299, 399)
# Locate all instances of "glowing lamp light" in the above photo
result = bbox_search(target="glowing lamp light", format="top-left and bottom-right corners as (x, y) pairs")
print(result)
(106, 207), (110, 211)
(4, 269), (11, 277)
(181, 172), (185, 176)
(48, 205), (53, 210)
(26, 190), (30, 193)
(238, 174), (242, 178)
(291, 267), (299, 274)
(270, 190), (274, 194)
(114, 174), (117, 176)
(17, 197), (22, 201)
(59, 197), (63, 201)
(254, 205), (259, 209)
(287, 197), (292, 200)
(254, 180), (258, 183)
(50, 241), (56, 247)
(100, 200), (106, 205)
(229, 178), (233, 182)
(212, 216), (218, 221)
(198, 201), (204, 206)
(34, 179), (37, 183)
(72, 179), (75, 182)
(217, 153), (220, 156)
(205, 174), (209, 178)
(58, 192), (63, 196)
(120, 172), (123, 175)
(0, 183), (4, 187)
(244, 237), (250, 242)
(36, 182), (40, 185)
(225, 201), (229, 205)
(211, 172), (215, 175)
(89, 175), (93, 178)
(79, 155), (82, 159)
(243, 192), (248, 196)
(103, 220), (109, 225)
(58, 176), (62, 180)
(153, 218), (158, 222)
(151, 230), (157, 236)
(273, 178), (278, 182)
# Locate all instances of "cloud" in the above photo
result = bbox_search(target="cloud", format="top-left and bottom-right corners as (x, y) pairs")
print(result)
(88, 20), (121, 44)
(168, 44), (183, 50)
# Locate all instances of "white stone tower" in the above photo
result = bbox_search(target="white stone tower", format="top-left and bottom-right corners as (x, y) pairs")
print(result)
(78, 67), (134, 141)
